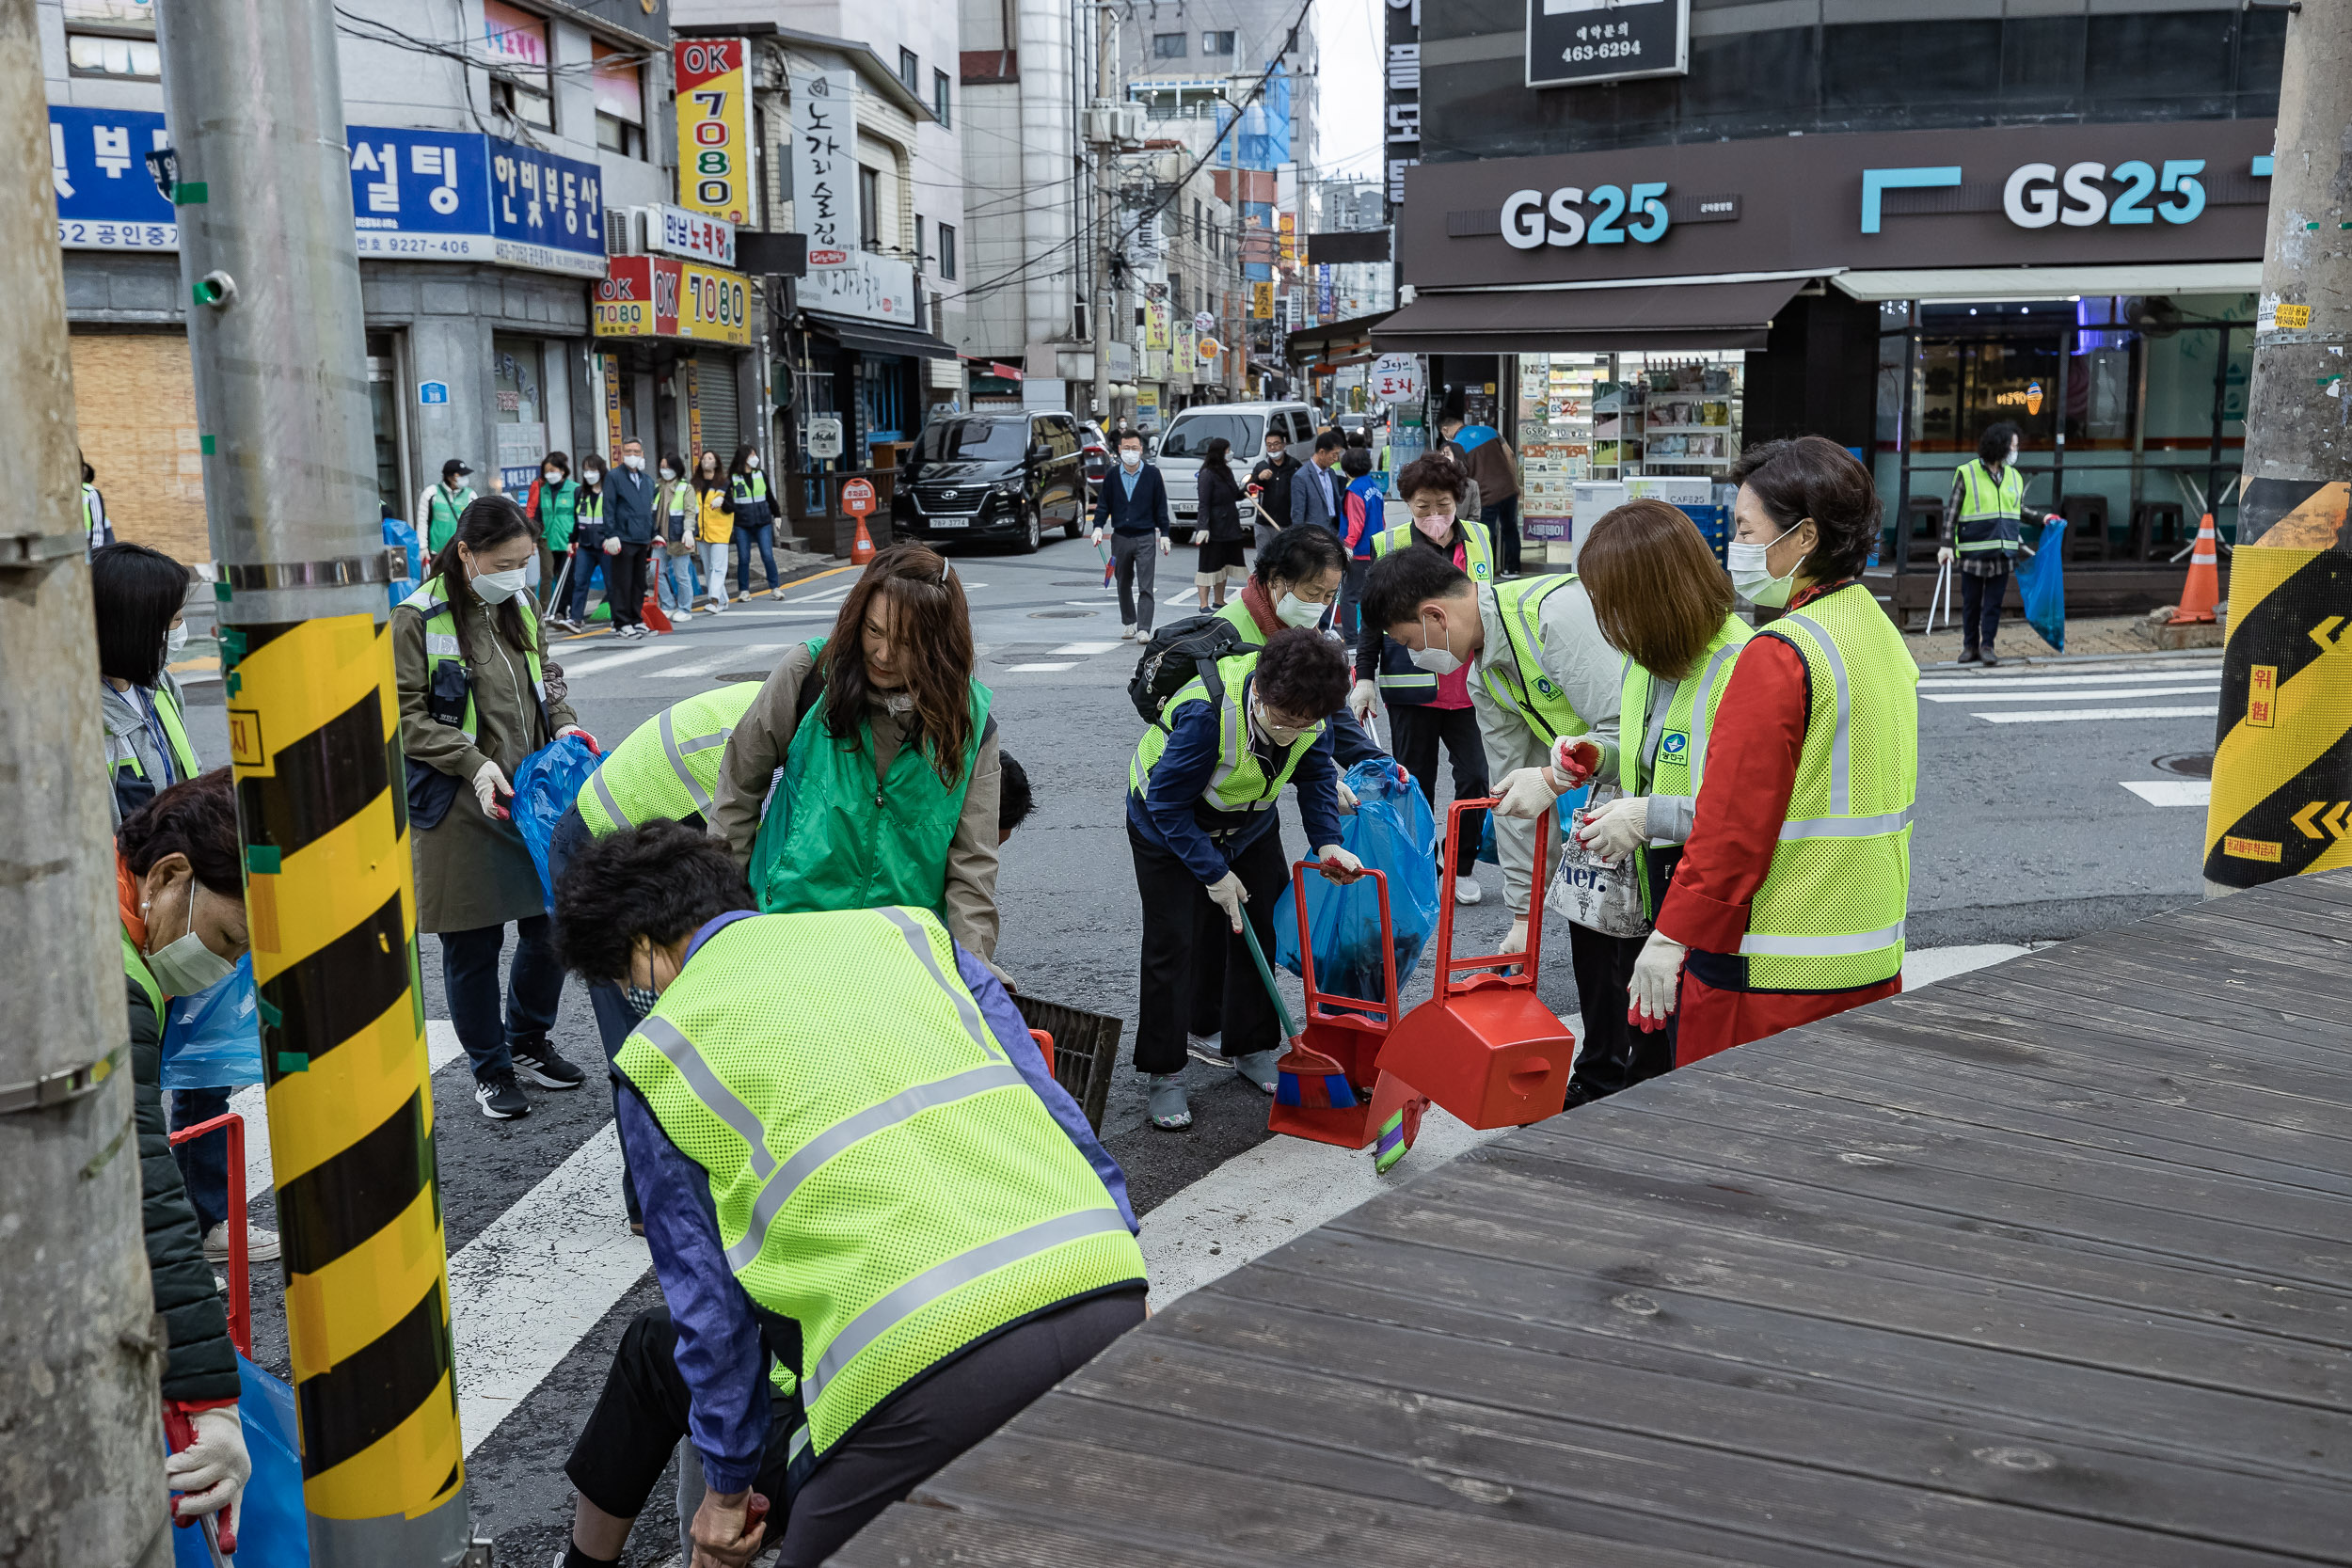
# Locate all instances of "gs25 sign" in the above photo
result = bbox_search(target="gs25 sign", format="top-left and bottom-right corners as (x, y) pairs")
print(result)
(1500, 183), (1671, 250)
(2002, 159), (2206, 229)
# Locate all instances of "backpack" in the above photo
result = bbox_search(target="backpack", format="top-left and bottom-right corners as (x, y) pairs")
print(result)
(1127, 612), (1247, 725)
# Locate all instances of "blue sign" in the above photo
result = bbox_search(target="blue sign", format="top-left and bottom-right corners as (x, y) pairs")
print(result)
(418, 381), (450, 405)
(51, 107), (602, 278)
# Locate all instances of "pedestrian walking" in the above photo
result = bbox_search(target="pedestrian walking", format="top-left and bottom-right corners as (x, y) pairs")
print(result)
(394, 496), (596, 1119)
(1091, 428), (1171, 639)
(728, 441), (782, 599)
(607, 436), (659, 640)
(82, 451), (113, 553)
(1336, 445), (1382, 638)
(564, 453), (608, 630)
(1938, 419), (2046, 666)
(1440, 405), (1522, 576)
(92, 542), (199, 828)
(655, 451), (701, 614)
(548, 822), (1144, 1568)
(693, 448), (735, 613)
(419, 457), (477, 556)
(1559, 499), (1755, 1103)
(1629, 436), (1917, 1063)
(1290, 428), (1346, 532)
(1247, 424), (1301, 556)
(713, 543), (1006, 969)
(1349, 455), (1502, 905)
(526, 451), (578, 614)
(1191, 436), (1249, 610)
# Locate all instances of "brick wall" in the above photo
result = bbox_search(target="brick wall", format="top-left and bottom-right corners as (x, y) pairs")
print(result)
(71, 331), (210, 563)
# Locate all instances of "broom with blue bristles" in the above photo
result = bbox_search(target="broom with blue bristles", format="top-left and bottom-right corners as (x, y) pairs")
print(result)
(1238, 917), (1355, 1112)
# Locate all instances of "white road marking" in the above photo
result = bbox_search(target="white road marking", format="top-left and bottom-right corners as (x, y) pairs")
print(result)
(1004, 661), (1076, 672)
(226, 1020), (464, 1201)
(780, 586), (850, 606)
(1925, 684), (2217, 705)
(2121, 779), (2213, 807)
(652, 644), (783, 677)
(558, 644), (684, 677)
(1051, 641), (1121, 655)
(1916, 667), (2220, 690)
(1973, 705), (2217, 723)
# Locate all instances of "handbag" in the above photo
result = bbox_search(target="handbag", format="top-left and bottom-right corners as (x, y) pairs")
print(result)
(1544, 781), (1651, 938)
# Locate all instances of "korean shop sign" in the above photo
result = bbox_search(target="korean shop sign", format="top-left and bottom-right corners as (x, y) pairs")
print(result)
(791, 70), (859, 267)
(675, 39), (750, 224)
(596, 256), (752, 344)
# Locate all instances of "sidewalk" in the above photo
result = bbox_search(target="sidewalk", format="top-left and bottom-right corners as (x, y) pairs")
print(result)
(1903, 613), (2217, 668)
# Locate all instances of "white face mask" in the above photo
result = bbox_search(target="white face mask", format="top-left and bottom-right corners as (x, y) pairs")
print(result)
(1406, 611), (1463, 675)
(1726, 521), (1804, 610)
(581, 468), (603, 486)
(544, 468), (563, 483)
(1275, 592), (1325, 628)
(471, 564), (529, 604)
(144, 877), (235, 997)
(746, 455), (761, 470)
(164, 621), (189, 658)
(660, 467), (676, 482)
(1120, 450), (1143, 470)
(622, 454), (644, 470)
(1252, 700), (1305, 747)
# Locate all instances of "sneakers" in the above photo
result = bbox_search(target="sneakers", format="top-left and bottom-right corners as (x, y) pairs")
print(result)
(1120, 624), (1138, 640)
(201, 1222), (281, 1263)
(1980, 650), (2001, 668)
(513, 1037), (587, 1090)
(1185, 1030), (1224, 1067)
(1232, 1049), (1279, 1095)
(1454, 875), (1484, 907)
(475, 1070), (530, 1119)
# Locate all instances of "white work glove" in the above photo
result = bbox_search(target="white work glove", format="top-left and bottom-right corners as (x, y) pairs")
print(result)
(1549, 736), (1602, 790)
(1495, 766), (1562, 820)
(1158, 532), (1171, 556)
(166, 1405), (250, 1530)
(1574, 795), (1650, 863)
(472, 759), (513, 819)
(1629, 929), (1688, 1032)
(1936, 546), (1954, 564)
(1312, 844), (1365, 883)
(1205, 871), (1248, 933)
(602, 534), (623, 556)
(556, 723), (600, 756)
(1347, 679), (1379, 723)
(1498, 915), (1529, 956)
(1335, 778), (1359, 814)
(1091, 527), (1104, 546)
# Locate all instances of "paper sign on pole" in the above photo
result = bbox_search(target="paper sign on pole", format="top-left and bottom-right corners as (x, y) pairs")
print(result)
(675, 39), (750, 223)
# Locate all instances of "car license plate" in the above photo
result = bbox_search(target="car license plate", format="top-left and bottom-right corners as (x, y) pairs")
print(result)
(1175, 505), (1196, 517)
(929, 516), (969, 528)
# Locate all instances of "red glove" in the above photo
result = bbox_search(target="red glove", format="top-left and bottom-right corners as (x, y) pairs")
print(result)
(1550, 737), (1601, 788)
(1628, 1004), (1666, 1035)
(558, 724), (600, 756)
(1393, 763), (1412, 790)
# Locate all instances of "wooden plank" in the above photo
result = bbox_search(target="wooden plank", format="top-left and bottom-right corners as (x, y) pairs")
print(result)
(1988, 935), (2352, 1027)
(834, 1506), (1248, 1568)
(2175, 898), (2352, 948)
(1936, 958), (2352, 1055)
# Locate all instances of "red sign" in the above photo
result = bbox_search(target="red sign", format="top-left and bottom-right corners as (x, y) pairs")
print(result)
(987, 361), (1025, 381)
(808, 248), (850, 267)
(840, 477), (877, 517)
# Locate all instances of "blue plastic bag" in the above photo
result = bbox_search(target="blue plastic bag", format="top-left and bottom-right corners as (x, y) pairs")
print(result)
(1275, 760), (1440, 1001)
(174, 1356), (308, 1568)
(160, 957), (262, 1090)
(382, 515), (420, 612)
(513, 734), (600, 903)
(2017, 516), (2067, 652)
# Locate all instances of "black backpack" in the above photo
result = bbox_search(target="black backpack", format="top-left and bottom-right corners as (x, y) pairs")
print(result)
(1127, 612), (1247, 725)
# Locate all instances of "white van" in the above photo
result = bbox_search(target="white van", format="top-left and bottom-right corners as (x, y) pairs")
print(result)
(1152, 401), (1318, 541)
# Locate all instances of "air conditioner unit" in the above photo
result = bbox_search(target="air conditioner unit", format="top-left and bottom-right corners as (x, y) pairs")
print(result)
(1084, 101), (1147, 150)
(603, 207), (646, 257)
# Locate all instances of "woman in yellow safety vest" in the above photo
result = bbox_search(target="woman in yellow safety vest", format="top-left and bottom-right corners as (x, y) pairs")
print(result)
(693, 449), (736, 612)
(1936, 420), (2049, 666)
(728, 440), (781, 598)
(94, 542), (200, 829)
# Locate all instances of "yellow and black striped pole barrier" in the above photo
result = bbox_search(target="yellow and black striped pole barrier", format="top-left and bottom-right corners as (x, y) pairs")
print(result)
(158, 0), (476, 1559)
(2205, 0), (2352, 895)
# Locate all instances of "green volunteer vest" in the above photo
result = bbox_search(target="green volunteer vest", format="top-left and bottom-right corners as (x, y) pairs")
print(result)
(110, 681), (201, 786)
(426, 484), (475, 554)
(580, 683), (762, 836)
(1212, 598), (1265, 649)
(612, 908), (1144, 1460)
(731, 472), (770, 506)
(122, 928), (164, 1022)
(1371, 517), (1495, 581)
(1615, 614), (1753, 919)
(1737, 583), (1918, 990)
(398, 577), (547, 739)
(751, 641), (992, 919)
(1478, 576), (1590, 744)
(538, 478), (579, 552)
(1953, 458), (2024, 553)
(1128, 652), (1324, 814)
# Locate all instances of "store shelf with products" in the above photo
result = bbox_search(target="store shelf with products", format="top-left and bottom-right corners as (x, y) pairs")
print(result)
(1510, 351), (1744, 562)
(1516, 352), (1606, 565)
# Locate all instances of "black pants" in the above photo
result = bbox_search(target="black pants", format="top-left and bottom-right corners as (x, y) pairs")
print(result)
(1391, 703), (1488, 879)
(1132, 820), (1288, 1075)
(1483, 495), (1522, 575)
(170, 1086), (233, 1231)
(1564, 921), (1676, 1105)
(439, 915), (564, 1080)
(1960, 569), (2006, 651)
(611, 542), (652, 626)
(568, 1292), (1144, 1568)
(547, 803), (641, 1222)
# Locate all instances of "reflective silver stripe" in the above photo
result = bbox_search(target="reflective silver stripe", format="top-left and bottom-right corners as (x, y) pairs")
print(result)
(660, 708), (718, 816)
(590, 767), (632, 831)
(423, 633), (461, 657)
(1740, 920), (1906, 958)
(875, 908), (1003, 1060)
(722, 1062), (1026, 1271)
(1957, 538), (2011, 551)
(1776, 807), (1914, 841)
(787, 1423), (810, 1465)
(675, 726), (733, 754)
(803, 1208), (1132, 1408)
(634, 1015), (778, 1179)
(1685, 641), (1745, 794)
(1376, 670), (1438, 690)
(1778, 611), (1851, 816)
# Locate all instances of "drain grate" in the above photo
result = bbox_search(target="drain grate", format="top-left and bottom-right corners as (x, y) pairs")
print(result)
(2153, 752), (2214, 778)
(1027, 609), (1097, 618)
(717, 672), (772, 684)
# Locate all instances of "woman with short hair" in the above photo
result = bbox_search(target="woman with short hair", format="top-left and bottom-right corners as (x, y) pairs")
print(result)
(1937, 419), (2047, 665)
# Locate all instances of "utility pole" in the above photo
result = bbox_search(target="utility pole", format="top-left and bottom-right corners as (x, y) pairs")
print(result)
(1089, 0), (1120, 425)
(2204, 0), (2352, 895)
(0, 2), (175, 1560)
(154, 3), (476, 1562)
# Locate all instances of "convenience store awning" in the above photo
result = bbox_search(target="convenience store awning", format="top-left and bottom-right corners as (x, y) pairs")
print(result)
(1370, 277), (1808, 355)
(1832, 262), (2262, 302)
(1285, 308), (1395, 366)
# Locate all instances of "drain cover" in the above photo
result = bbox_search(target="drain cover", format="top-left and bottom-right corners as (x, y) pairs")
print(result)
(718, 672), (772, 684)
(2153, 752), (2214, 778)
(1027, 609), (1097, 618)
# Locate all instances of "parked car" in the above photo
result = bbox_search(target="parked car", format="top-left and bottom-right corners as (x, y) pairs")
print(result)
(1337, 411), (1380, 440)
(1077, 420), (1110, 495)
(892, 411), (1088, 553)
(1152, 401), (1318, 542)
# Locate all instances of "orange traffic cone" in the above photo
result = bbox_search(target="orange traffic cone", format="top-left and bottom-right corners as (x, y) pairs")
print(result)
(2169, 511), (2220, 626)
(850, 515), (876, 565)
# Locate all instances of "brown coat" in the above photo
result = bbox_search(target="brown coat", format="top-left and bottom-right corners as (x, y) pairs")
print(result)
(393, 580), (578, 932)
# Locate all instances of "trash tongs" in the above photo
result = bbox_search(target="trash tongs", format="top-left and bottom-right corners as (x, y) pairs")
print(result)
(162, 1403), (236, 1564)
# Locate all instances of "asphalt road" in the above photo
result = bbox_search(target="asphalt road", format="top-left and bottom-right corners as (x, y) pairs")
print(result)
(168, 535), (2223, 1562)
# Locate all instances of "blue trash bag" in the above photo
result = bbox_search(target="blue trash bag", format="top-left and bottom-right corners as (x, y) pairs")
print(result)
(174, 1355), (308, 1568)
(513, 733), (600, 904)
(2017, 516), (2068, 652)
(1474, 781), (1589, 866)
(1275, 760), (1440, 1002)
(160, 956), (263, 1091)
(382, 515), (420, 612)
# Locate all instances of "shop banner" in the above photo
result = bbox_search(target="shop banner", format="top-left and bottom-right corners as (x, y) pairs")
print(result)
(801, 247), (916, 327)
(790, 70), (859, 266)
(675, 38), (750, 224)
(596, 256), (753, 343)
(1145, 299), (1170, 351)
(646, 203), (736, 267)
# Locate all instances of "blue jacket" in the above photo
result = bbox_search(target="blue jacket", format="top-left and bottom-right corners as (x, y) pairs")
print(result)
(1126, 668), (1343, 883)
(1290, 457), (1342, 531)
(1342, 475), (1386, 560)
(1093, 462), (1172, 535)
(608, 464), (658, 544)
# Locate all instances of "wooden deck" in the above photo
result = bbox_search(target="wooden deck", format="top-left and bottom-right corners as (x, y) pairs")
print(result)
(836, 869), (2352, 1567)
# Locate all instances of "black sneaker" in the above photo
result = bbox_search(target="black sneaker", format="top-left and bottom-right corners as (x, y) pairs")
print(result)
(512, 1037), (586, 1090)
(475, 1070), (529, 1119)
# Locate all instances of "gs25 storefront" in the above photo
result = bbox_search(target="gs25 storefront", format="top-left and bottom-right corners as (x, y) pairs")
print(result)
(595, 254), (755, 467)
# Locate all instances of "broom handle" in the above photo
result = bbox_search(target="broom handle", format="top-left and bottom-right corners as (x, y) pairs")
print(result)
(1237, 917), (1301, 1043)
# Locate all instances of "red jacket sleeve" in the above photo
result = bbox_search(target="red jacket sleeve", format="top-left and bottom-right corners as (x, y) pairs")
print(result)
(1654, 634), (1810, 955)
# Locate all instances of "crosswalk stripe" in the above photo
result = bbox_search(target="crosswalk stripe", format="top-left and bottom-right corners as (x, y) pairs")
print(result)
(653, 644), (782, 678)
(1916, 668), (2220, 690)
(227, 1019), (464, 1203)
(560, 643), (683, 678)
(1973, 705), (2218, 724)
(1926, 684), (2218, 705)
(2121, 779), (2213, 807)
(1052, 641), (1121, 655)
(1005, 662), (1076, 673)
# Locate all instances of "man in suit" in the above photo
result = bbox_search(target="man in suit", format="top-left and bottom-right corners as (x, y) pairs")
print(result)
(1091, 428), (1172, 639)
(1291, 429), (1346, 534)
(605, 436), (660, 638)
(1247, 425), (1300, 556)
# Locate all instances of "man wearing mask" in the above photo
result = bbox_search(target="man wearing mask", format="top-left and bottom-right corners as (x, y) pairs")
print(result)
(420, 458), (477, 555)
(1350, 456), (1499, 904)
(1440, 406), (1522, 577)
(1291, 429), (1347, 533)
(606, 436), (659, 640)
(1248, 425), (1300, 557)
(1090, 429), (1172, 641)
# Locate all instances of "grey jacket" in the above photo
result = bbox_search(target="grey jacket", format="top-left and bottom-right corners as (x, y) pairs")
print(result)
(102, 672), (196, 828)
(1290, 457), (1343, 531)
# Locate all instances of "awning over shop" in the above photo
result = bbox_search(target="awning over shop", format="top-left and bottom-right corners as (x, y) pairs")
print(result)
(802, 309), (958, 360)
(1832, 262), (2262, 302)
(1285, 308), (1395, 366)
(1371, 277), (1807, 355)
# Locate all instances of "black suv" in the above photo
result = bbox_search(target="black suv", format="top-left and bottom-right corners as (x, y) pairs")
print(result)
(893, 411), (1087, 552)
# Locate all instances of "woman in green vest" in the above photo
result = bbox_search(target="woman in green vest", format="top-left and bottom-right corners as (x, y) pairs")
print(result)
(395, 496), (598, 1120)
(729, 440), (782, 598)
(1562, 499), (1754, 1105)
(713, 543), (1007, 971)
(1936, 419), (2048, 666)
(1631, 436), (1918, 1064)
(527, 450), (578, 616)
(93, 542), (200, 829)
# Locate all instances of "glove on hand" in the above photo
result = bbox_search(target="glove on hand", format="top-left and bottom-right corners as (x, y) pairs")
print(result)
(1313, 844), (1365, 882)
(1494, 766), (1560, 820)
(1628, 930), (1688, 1032)
(1574, 795), (1649, 862)
(1205, 871), (1249, 933)
(472, 759), (513, 819)
(1335, 778), (1359, 814)
(1498, 915), (1529, 957)
(1549, 737), (1601, 788)
(1346, 679), (1379, 723)
(557, 723), (600, 755)
(166, 1405), (250, 1530)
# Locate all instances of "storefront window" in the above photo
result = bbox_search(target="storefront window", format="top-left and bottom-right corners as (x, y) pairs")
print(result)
(859, 356), (912, 445)
(484, 1), (554, 130)
(65, 0), (158, 78)
(493, 334), (548, 494)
